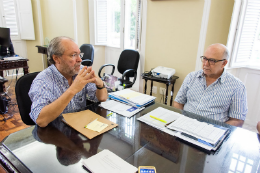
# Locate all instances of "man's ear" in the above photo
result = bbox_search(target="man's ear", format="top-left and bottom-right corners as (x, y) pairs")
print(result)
(53, 55), (61, 64)
(222, 60), (228, 67)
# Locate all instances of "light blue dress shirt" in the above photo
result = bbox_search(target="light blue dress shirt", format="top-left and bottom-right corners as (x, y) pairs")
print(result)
(29, 64), (98, 123)
(174, 69), (248, 122)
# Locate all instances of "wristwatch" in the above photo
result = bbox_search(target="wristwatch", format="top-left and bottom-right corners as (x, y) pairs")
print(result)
(96, 82), (105, 89)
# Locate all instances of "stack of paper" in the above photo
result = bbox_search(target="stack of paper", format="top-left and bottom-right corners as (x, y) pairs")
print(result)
(82, 149), (138, 173)
(100, 100), (144, 117)
(137, 107), (230, 151)
(167, 116), (230, 150)
(108, 89), (156, 108)
(137, 107), (183, 136)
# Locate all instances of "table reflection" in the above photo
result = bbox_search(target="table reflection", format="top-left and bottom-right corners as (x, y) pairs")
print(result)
(33, 117), (103, 166)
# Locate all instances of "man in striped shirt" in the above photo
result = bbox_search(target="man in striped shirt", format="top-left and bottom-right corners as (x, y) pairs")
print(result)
(174, 44), (247, 127)
(29, 36), (107, 128)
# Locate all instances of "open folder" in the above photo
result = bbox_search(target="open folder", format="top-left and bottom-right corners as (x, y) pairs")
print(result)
(62, 110), (118, 139)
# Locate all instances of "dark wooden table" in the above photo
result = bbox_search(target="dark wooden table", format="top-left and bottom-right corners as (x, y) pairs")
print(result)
(0, 59), (29, 91)
(142, 74), (179, 106)
(0, 102), (259, 173)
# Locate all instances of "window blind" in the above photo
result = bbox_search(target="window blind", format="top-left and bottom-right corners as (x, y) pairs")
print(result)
(96, 0), (107, 44)
(235, 0), (260, 63)
(2, 0), (18, 36)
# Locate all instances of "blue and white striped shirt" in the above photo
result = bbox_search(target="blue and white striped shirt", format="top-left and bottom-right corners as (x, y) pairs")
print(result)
(175, 69), (248, 122)
(29, 64), (99, 123)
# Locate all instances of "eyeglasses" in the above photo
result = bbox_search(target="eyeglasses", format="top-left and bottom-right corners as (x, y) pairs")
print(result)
(200, 56), (226, 65)
(70, 53), (84, 58)
(61, 53), (84, 58)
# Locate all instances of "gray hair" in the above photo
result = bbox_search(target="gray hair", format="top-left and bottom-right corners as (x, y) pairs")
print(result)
(223, 45), (230, 61)
(47, 36), (75, 65)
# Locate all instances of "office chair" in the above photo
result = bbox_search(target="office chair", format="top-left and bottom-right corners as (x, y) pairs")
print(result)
(98, 49), (140, 88)
(80, 44), (94, 66)
(15, 72), (40, 125)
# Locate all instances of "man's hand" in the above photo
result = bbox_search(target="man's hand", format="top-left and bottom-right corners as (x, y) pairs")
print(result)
(69, 66), (96, 95)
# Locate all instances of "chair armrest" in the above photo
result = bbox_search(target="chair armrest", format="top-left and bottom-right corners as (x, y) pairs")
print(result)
(121, 69), (137, 84)
(98, 64), (115, 78)
(81, 59), (93, 66)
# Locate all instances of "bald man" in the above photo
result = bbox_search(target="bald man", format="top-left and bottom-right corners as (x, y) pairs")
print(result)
(174, 44), (248, 127)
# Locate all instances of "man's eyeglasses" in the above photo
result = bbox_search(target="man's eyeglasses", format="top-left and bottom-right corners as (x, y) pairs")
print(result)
(70, 53), (84, 58)
(200, 56), (226, 65)
(60, 53), (84, 58)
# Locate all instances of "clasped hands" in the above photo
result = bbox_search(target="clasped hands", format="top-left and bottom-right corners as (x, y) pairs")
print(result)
(70, 66), (103, 95)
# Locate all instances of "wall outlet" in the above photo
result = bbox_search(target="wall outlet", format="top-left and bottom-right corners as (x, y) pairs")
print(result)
(160, 87), (166, 95)
(152, 86), (157, 94)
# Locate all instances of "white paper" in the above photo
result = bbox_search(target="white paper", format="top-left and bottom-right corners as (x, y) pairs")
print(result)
(100, 100), (144, 117)
(137, 107), (183, 136)
(3, 56), (26, 60)
(167, 116), (226, 144)
(109, 89), (156, 106)
(82, 149), (138, 173)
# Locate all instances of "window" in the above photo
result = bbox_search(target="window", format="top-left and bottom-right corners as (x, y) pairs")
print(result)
(89, 0), (141, 50)
(227, 0), (260, 69)
(0, 0), (35, 40)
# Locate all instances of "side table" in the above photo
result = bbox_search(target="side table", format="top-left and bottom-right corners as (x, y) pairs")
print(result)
(142, 74), (179, 106)
(0, 59), (29, 91)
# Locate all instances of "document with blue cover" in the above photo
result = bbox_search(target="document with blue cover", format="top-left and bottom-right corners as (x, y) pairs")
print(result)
(108, 89), (156, 108)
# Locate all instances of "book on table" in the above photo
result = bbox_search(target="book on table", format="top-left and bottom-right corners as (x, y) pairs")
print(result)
(82, 149), (138, 173)
(137, 107), (230, 151)
(108, 89), (156, 108)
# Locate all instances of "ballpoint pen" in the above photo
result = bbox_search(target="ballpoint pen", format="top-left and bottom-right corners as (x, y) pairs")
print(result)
(150, 115), (167, 123)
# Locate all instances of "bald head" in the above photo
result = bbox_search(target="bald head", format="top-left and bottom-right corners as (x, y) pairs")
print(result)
(206, 43), (229, 61)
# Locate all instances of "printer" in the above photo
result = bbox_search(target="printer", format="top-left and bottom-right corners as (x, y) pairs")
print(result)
(151, 66), (176, 79)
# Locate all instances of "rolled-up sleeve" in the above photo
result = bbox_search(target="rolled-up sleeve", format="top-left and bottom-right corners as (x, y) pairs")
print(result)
(29, 79), (56, 123)
(228, 85), (248, 120)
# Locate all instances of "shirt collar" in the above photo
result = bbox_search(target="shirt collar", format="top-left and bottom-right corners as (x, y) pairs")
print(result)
(50, 64), (69, 84)
(196, 68), (227, 84)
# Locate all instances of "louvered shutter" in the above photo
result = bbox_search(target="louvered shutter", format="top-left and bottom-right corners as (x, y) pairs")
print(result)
(2, 0), (18, 36)
(228, 0), (260, 67)
(95, 0), (107, 45)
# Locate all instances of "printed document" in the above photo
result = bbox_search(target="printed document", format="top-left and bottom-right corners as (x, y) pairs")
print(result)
(109, 89), (156, 107)
(167, 116), (226, 144)
(100, 100), (144, 117)
(82, 149), (138, 173)
(138, 107), (183, 136)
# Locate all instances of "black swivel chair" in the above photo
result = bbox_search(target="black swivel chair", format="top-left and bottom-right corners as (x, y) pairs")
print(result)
(80, 44), (94, 66)
(15, 72), (40, 125)
(98, 49), (140, 88)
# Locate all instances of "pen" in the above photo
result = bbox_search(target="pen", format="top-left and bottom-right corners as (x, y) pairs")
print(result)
(150, 115), (167, 123)
(107, 112), (113, 117)
(84, 118), (98, 128)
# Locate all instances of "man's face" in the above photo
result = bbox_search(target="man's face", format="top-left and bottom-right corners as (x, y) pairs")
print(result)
(202, 46), (227, 78)
(58, 39), (82, 77)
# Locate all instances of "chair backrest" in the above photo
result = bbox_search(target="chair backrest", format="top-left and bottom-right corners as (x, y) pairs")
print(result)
(80, 44), (94, 66)
(117, 49), (140, 77)
(15, 72), (40, 125)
